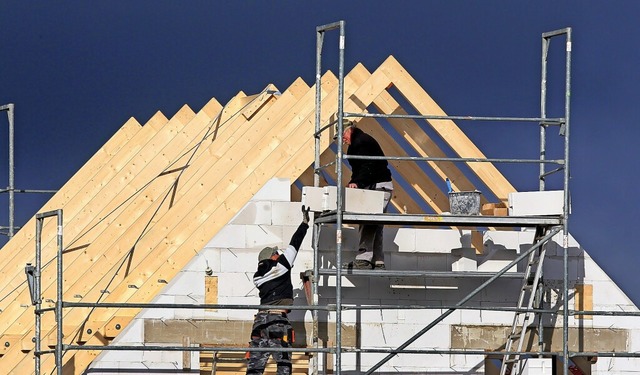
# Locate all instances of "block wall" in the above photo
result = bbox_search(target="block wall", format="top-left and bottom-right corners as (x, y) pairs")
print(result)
(88, 178), (640, 374)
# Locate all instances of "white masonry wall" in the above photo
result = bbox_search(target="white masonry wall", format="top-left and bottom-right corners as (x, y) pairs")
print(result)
(88, 178), (640, 374)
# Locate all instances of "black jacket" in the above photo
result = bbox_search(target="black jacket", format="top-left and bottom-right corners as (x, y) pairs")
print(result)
(346, 128), (392, 188)
(253, 222), (309, 305)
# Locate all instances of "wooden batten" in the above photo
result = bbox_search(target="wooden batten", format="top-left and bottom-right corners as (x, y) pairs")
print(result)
(0, 334), (21, 356)
(102, 315), (133, 339)
(20, 330), (34, 353)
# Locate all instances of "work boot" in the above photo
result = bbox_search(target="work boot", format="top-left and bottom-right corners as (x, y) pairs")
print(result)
(343, 259), (373, 270)
(373, 261), (386, 270)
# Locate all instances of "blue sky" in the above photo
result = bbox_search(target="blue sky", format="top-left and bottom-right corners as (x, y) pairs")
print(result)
(1, 2), (639, 305)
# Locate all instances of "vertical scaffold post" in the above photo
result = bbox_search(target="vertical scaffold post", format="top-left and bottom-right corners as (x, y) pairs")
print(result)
(539, 37), (549, 191)
(1, 104), (15, 238)
(56, 209), (64, 375)
(562, 27), (572, 375)
(34, 209), (64, 375)
(540, 26), (572, 375)
(312, 26), (324, 375)
(315, 19), (346, 375)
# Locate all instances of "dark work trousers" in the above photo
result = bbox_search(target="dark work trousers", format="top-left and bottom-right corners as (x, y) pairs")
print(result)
(246, 311), (293, 375)
(355, 184), (392, 264)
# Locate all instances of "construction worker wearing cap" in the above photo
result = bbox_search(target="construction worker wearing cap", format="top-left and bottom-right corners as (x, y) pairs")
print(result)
(246, 205), (310, 375)
(341, 121), (393, 270)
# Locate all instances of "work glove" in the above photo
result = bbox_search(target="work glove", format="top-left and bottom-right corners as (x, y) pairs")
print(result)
(302, 205), (311, 224)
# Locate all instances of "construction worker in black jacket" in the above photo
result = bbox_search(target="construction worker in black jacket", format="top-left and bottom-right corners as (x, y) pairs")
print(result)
(342, 121), (393, 270)
(246, 205), (310, 375)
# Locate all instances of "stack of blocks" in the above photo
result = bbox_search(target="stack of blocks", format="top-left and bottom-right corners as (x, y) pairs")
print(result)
(521, 357), (553, 375)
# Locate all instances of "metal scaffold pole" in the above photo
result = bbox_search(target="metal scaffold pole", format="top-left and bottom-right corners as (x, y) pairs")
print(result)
(1, 104), (15, 238)
(541, 27), (572, 375)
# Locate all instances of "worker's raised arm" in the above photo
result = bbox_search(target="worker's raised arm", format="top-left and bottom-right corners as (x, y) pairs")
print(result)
(289, 205), (310, 251)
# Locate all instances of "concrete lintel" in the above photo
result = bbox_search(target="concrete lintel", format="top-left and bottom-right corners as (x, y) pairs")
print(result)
(451, 324), (628, 352)
(144, 318), (356, 347)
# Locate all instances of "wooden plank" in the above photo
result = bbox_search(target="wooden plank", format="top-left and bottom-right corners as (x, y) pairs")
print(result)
(63, 82), (296, 299)
(472, 230), (484, 254)
(199, 350), (310, 375)
(74, 320), (107, 344)
(242, 84), (279, 120)
(379, 55), (516, 202)
(20, 330), (34, 353)
(0, 334), (21, 356)
(575, 284), (593, 320)
(205, 276), (218, 312)
(102, 315), (132, 339)
(183, 336), (191, 370)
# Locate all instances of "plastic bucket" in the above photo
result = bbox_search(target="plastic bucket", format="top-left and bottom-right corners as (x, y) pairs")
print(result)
(448, 191), (481, 215)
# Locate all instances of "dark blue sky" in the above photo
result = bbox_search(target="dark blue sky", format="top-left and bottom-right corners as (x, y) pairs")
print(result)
(1, 2), (639, 304)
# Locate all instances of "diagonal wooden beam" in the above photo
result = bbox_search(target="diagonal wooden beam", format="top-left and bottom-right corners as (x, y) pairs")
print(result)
(379, 55), (516, 202)
(345, 63), (450, 213)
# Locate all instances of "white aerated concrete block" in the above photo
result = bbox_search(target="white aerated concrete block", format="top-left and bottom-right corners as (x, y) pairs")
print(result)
(97, 344), (145, 362)
(582, 254), (611, 282)
(522, 357), (553, 374)
(508, 190), (566, 216)
(301, 186), (324, 212)
(245, 224), (284, 248)
(600, 356), (640, 372)
(543, 257), (579, 282)
(141, 361), (180, 370)
(219, 248), (260, 272)
(484, 230), (521, 252)
(206, 224), (246, 248)
(414, 228), (466, 253)
(139, 295), (175, 319)
(184, 247), (221, 273)
(451, 247), (477, 271)
(306, 186), (385, 213)
(110, 319), (144, 344)
(163, 270), (204, 295)
(272, 201), (305, 225)
(393, 228), (416, 251)
(450, 354), (486, 371)
(140, 349), (167, 363)
(251, 177), (290, 201)
(477, 248), (518, 273)
(218, 271), (254, 298)
(230, 201), (272, 225)
(174, 294), (204, 319)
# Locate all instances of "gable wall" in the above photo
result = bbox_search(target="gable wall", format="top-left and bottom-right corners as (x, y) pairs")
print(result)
(88, 178), (640, 374)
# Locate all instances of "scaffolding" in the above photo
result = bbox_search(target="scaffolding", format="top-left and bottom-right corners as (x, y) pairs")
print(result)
(0, 103), (57, 241)
(310, 21), (573, 375)
(12, 20), (640, 375)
